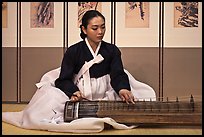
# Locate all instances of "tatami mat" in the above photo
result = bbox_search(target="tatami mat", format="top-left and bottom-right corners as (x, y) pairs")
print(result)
(2, 104), (202, 135)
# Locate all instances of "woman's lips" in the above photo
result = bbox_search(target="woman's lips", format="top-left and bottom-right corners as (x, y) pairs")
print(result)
(97, 36), (103, 39)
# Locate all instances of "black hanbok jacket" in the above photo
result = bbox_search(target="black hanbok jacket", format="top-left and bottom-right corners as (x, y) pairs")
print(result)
(55, 40), (130, 98)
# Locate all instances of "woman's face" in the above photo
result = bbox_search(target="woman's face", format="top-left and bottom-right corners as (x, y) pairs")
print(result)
(82, 16), (106, 45)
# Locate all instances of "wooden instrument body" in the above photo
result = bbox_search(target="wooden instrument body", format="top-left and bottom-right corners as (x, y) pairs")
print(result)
(64, 100), (202, 126)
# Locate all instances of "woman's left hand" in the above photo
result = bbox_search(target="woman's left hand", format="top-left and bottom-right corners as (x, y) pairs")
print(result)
(119, 89), (135, 104)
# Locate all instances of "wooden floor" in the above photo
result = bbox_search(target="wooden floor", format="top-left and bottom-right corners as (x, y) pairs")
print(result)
(2, 104), (202, 135)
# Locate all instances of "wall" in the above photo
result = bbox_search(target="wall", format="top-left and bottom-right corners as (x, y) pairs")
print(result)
(2, 2), (202, 103)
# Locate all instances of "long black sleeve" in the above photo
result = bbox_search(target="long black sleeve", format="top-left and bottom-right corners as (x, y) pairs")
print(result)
(55, 48), (79, 98)
(109, 46), (131, 94)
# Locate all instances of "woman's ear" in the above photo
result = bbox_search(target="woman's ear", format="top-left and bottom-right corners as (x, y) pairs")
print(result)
(82, 26), (87, 35)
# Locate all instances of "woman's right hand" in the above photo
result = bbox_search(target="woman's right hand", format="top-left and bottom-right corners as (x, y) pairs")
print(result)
(70, 91), (83, 102)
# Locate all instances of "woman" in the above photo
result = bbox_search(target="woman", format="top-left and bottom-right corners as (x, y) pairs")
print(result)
(2, 10), (156, 133)
(55, 10), (135, 104)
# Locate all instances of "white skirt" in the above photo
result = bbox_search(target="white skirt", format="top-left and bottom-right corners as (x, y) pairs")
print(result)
(2, 67), (156, 133)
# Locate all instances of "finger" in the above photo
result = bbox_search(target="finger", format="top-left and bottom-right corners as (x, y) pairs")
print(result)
(120, 95), (126, 102)
(122, 94), (131, 104)
(128, 94), (135, 104)
(122, 95), (133, 104)
(73, 91), (80, 97)
(70, 97), (75, 102)
(73, 92), (82, 100)
(125, 99), (129, 104)
(129, 97), (135, 104)
(70, 98), (76, 102)
(124, 94), (130, 101)
(71, 96), (78, 102)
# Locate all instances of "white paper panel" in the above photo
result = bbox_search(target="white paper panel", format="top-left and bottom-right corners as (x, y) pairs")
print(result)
(164, 2), (202, 47)
(115, 2), (159, 47)
(21, 2), (63, 47)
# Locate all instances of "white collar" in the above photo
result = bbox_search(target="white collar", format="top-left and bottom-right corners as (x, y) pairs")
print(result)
(85, 38), (101, 58)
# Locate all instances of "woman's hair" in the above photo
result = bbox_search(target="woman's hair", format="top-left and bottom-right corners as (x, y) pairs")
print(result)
(80, 10), (105, 39)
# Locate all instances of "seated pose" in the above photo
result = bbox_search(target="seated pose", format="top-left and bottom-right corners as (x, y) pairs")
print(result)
(55, 10), (155, 103)
(2, 10), (156, 133)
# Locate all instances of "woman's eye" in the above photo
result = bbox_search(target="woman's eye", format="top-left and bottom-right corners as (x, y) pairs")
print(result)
(92, 28), (97, 30)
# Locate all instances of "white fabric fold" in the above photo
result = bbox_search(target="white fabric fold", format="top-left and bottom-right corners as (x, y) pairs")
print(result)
(35, 67), (61, 88)
(2, 85), (136, 133)
(2, 54), (156, 133)
(125, 69), (156, 101)
(73, 54), (104, 100)
(44, 117), (137, 133)
(73, 54), (104, 84)
(82, 62), (92, 100)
